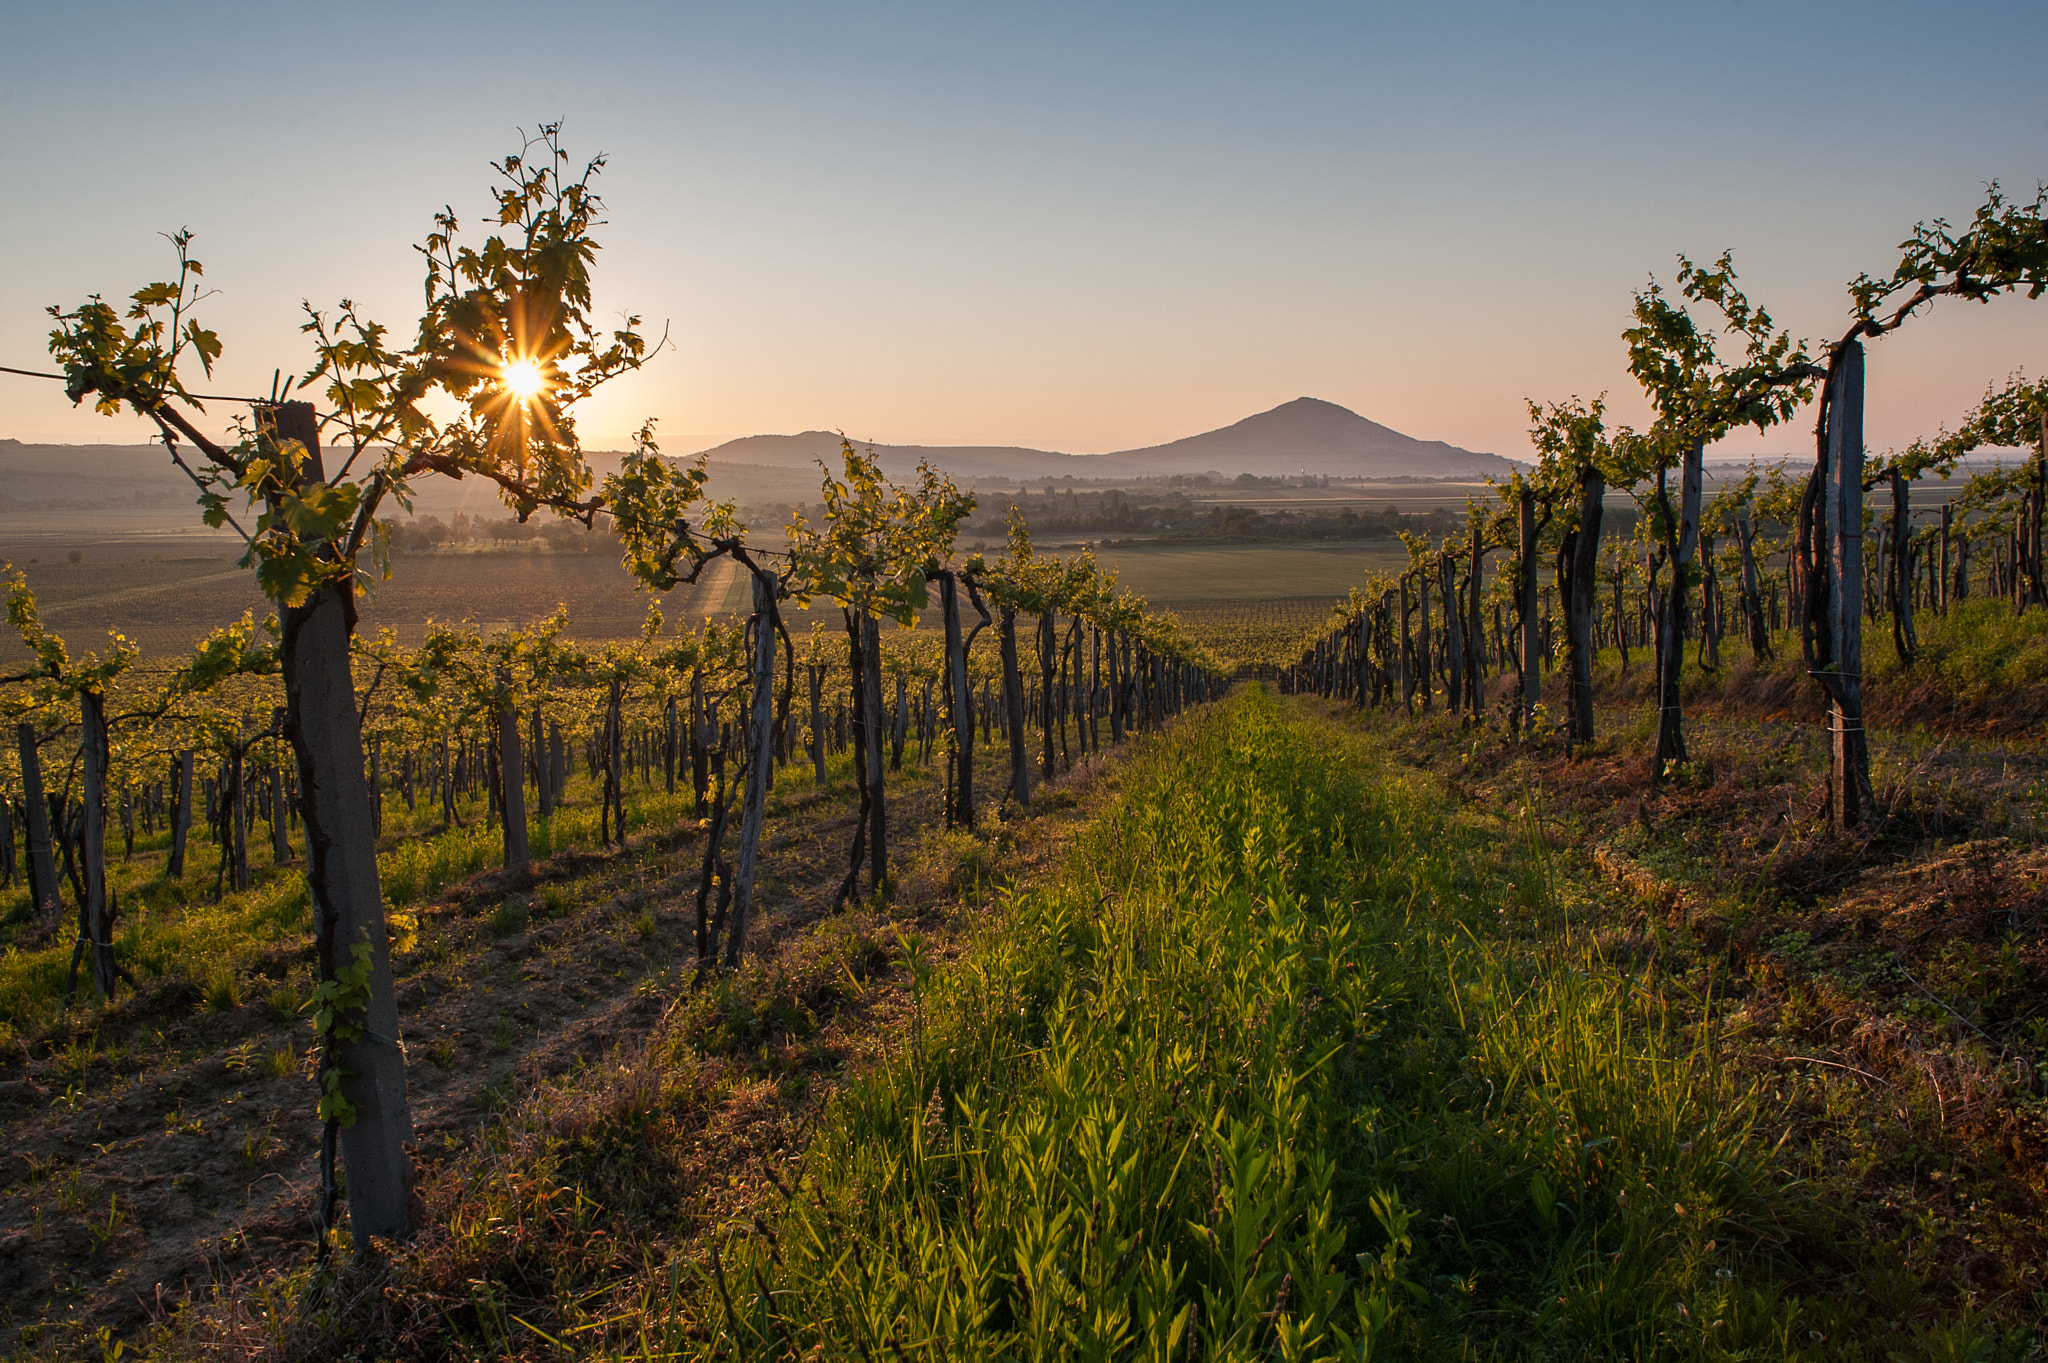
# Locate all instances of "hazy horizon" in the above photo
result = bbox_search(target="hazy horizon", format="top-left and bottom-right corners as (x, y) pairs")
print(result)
(4, 1), (2045, 462)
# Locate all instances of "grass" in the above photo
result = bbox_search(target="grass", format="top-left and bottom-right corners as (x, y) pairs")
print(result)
(192, 685), (2011, 1360)
(668, 686), (1917, 1359)
(1867, 597), (2048, 706)
(1580, 596), (2048, 735)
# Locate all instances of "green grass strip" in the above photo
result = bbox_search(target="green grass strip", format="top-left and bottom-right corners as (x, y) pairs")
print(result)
(631, 685), (2010, 1361)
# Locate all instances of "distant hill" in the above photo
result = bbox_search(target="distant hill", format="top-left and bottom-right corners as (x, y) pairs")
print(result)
(1105, 397), (1515, 479)
(0, 399), (1511, 540)
(690, 398), (1512, 483)
(679, 432), (1138, 483)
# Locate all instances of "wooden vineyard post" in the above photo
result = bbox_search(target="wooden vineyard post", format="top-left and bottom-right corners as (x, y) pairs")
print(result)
(167, 750), (193, 880)
(77, 690), (116, 999)
(1089, 626), (1103, 749)
(808, 665), (827, 786)
(1823, 344), (1873, 828)
(727, 565), (777, 965)
(1000, 605), (1031, 805)
(270, 401), (415, 1247)
(861, 612), (888, 894)
(1105, 625), (1124, 745)
(532, 711), (555, 819)
(1565, 462), (1605, 747)
(603, 679), (625, 844)
(1939, 502), (1953, 616)
(1440, 555), (1464, 711)
(268, 722), (293, 865)
(2032, 408), (2048, 608)
(1398, 575), (1416, 715)
(1038, 611), (1058, 779)
(1517, 488), (1539, 734)
(1652, 441), (1702, 779)
(1415, 566), (1433, 712)
(1467, 520), (1485, 711)
(662, 698), (678, 797)
(1888, 467), (1917, 664)
(939, 570), (974, 828)
(497, 675), (529, 875)
(16, 723), (61, 937)
(1737, 516), (1772, 660)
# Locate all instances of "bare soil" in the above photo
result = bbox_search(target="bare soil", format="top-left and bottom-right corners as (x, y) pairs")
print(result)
(0, 735), (1125, 1357)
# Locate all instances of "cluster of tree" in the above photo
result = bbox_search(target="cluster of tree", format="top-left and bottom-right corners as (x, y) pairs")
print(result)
(10, 124), (1224, 1257)
(379, 511), (614, 554)
(1283, 184), (2048, 831)
(970, 485), (1484, 544)
(1135, 472), (1336, 489)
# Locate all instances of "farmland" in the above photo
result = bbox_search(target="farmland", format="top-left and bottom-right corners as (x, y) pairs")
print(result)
(3, 66), (2046, 1363)
(8, 663), (2042, 1358)
(0, 535), (1368, 674)
(0, 539), (748, 663)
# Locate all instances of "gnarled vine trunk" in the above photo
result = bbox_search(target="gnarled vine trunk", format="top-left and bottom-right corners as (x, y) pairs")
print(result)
(273, 402), (414, 1247)
(1000, 606), (1030, 805)
(1564, 463), (1605, 747)
(1651, 441), (1702, 780)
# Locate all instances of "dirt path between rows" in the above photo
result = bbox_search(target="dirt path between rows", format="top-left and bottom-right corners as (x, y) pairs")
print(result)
(0, 737), (1125, 1352)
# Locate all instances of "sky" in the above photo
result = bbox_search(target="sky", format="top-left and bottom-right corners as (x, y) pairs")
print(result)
(2, 0), (2045, 462)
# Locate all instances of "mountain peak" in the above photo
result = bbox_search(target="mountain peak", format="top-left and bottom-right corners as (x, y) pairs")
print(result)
(688, 397), (1511, 482)
(1108, 397), (1509, 479)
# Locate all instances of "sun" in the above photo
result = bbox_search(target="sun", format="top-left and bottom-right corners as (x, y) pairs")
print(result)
(500, 358), (545, 402)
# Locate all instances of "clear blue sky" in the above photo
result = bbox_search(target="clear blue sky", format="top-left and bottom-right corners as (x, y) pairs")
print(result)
(2, 0), (2043, 460)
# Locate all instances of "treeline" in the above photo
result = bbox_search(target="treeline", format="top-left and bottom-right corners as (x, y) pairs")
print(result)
(967, 484), (1544, 544)
(380, 511), (617, 554)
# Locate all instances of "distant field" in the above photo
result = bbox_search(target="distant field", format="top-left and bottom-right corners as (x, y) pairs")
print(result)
(0, 531), (1393, 668)
(0, 538), (741, 662)
(1091, 540), (1405, 600)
